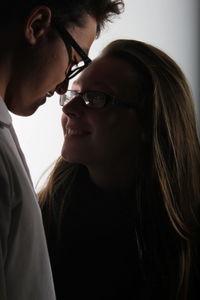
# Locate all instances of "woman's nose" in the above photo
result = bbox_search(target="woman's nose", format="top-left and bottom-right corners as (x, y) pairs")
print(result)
(56, 78), (69, 95)
(62, 96), (83, 119)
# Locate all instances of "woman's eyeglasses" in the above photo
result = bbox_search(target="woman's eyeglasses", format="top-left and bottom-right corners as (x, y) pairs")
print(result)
(60, 90), (137, 109)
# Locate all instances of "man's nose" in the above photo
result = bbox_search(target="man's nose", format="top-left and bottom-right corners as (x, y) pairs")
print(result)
(55, 78), (69, 95)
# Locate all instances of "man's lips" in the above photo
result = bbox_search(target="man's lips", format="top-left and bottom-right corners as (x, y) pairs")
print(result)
(40, 96), (47, 104)
(40, 90), (55, 104)
(46, 91), (54, 97)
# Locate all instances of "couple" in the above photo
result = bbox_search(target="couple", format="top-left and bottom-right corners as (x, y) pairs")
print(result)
(0, 1), (200, 299)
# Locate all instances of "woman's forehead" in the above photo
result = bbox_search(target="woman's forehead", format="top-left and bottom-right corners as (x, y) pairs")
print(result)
(73, 55), (138, 95)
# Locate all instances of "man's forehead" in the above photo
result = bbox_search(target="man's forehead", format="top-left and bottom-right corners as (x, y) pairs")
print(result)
(68, 15), (97, 53)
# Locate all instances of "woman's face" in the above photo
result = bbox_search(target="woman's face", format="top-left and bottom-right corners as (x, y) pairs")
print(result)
(61, 55), (144, 170)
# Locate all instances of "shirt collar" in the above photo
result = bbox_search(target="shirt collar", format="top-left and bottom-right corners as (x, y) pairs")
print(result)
(0, 97), (12, 126)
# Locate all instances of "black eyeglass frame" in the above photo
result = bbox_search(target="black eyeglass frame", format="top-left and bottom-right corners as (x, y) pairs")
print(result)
(60, 90), (138, 109)
(52, 22), (92, 80)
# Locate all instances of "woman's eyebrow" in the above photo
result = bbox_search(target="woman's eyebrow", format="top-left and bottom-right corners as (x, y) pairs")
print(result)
(86, 81), (118, 95)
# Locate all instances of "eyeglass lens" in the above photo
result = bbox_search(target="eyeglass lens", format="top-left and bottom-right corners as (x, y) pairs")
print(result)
(60, 91), (107, 108)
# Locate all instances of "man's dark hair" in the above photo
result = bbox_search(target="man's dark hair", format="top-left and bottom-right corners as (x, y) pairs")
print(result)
(1, 0), (124, 36)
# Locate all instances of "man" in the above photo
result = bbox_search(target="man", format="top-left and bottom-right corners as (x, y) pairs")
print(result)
(0, 1), (124, 299)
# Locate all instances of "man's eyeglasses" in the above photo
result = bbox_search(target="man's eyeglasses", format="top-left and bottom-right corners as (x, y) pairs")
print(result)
(60, 90), (137, 109)
(53, 22), (92, 80)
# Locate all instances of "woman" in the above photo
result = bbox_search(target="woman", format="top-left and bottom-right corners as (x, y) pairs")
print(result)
(39, 39), (200, 300)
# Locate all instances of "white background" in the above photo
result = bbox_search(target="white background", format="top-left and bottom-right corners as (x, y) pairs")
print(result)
(11, 0), (200, 189)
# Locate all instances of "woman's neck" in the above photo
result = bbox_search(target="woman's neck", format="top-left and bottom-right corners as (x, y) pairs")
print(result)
(87, 161), (137, 192)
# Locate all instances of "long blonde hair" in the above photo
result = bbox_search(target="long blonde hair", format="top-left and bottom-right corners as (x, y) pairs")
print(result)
(39, 39), (200, 299)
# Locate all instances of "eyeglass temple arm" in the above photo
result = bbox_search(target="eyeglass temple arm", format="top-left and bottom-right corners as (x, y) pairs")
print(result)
(52, 21), (92, 65)
(63, 30), (92, 65)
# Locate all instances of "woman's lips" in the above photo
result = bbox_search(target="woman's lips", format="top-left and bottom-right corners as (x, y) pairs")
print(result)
(65, 128), (90, 137)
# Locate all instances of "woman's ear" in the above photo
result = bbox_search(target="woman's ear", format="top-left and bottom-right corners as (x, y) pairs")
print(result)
(24, 6), (52, 45)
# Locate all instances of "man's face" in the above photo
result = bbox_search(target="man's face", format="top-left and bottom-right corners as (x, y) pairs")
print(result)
(5, 13), (97, 116)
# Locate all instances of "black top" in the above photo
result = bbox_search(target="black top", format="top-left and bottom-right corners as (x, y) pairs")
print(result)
(43, 167), (199, 300)
(58, 192), (142, 299)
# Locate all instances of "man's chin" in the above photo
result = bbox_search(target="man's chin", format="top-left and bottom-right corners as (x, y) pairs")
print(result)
(6, 98), (46, 116)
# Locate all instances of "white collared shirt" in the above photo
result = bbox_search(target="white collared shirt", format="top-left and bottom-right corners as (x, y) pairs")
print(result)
(0, 98), (56, 300)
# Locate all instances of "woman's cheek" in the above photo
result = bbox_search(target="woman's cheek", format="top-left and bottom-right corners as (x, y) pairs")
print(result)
(61, 113), (67, 133)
